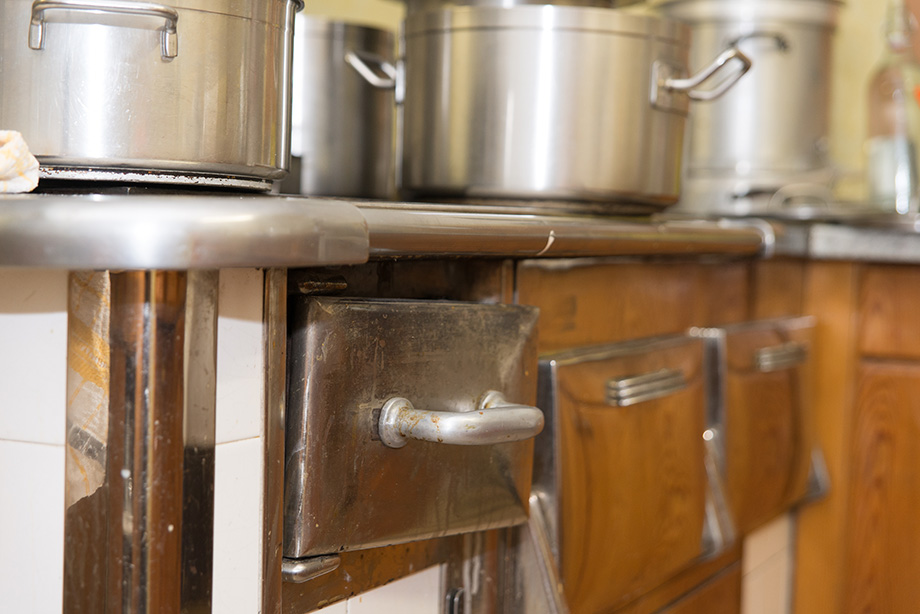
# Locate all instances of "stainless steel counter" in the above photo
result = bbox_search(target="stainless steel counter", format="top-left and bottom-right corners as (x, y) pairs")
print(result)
(0, 194), (770, 269)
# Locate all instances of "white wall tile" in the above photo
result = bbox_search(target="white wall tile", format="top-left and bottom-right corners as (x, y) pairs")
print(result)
(314, 601), (348, 614)
(0, 270), (68, 445)
(347, 565), (442, 614)
(742, 514), (795, 614)
(213, 437), (263, 614)
(743, 514), (793, 575)
(0, 440), (65, 613)
(216, 269), (264, 444)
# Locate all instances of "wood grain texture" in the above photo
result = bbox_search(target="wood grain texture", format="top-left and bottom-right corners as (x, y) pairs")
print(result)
(794, 261), (860, 614)
(516, 261), (701, 353)
(693, 262), (751, 328)
(843, 361), (920, 613)
(859, 265), (920, 360)
(723, 325), (815, 535)
(750, 259), (806, 320)
(613, 548), (742, 614)
(554, 340), (708, 613)
(656, 563), (741, 614)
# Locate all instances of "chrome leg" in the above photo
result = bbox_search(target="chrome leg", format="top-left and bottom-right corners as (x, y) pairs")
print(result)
(261, 268), (287, 614)
(64, 270), (218, 614)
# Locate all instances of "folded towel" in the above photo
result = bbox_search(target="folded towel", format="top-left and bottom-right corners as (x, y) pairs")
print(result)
(0, 131), (40, 193)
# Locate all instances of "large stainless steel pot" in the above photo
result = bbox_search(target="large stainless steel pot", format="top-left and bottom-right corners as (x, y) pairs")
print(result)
(658, 0), (841, 213)
(400, 6), (751, 208)
(291, 17), (395, 199)
(0, 0), (303, 190)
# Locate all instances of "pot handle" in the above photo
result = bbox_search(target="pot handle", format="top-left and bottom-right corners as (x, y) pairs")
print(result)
(664, 47), (752, 102)
(345, 50), (398, 90)
(29, 0), (179, 59)
(728, 31), (791, 53)
(377, 391), (544, 448)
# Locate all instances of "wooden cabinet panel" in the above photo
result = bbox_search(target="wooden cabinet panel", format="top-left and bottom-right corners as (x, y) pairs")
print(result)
(750, 260), (806, 320)
(794, 261), (860, 614)
(657, 563), (741, 614)
(844, 361), (920, 613)
(721, 322), (815, 535)
(548, 338), (708, 613)
(859, 265), (920, 359)
(517, 261), (700, 352)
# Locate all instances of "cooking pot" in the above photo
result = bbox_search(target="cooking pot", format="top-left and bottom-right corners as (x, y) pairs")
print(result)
(291, 17), (395, 199)
(658, 0), (841, 212)
(0, 0), (303, 190)
(400, 6), (751, 208)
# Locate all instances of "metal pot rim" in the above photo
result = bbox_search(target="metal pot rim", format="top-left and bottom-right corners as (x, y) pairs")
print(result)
(404, 5), (690, 44)
(656, 0), (841, 27)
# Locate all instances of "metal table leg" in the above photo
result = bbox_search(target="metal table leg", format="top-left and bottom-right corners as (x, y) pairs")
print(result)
(64, 270), (218, 614)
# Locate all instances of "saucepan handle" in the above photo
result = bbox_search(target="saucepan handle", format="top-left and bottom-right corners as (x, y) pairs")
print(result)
(345, 50), (398, 90)
(29, 0), (179, 59)
(664, 47), (753, 102)
(378, 391), (544, 448)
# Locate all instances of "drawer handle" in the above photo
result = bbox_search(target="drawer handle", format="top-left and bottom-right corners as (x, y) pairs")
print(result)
(378, 391), (544, 449)
(754, 342), (807, 372)
(29, 0), (179, 59)
(606, 368), (687, 407)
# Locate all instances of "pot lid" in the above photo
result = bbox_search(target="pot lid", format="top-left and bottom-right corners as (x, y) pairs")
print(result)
(405, 5), (689, 43)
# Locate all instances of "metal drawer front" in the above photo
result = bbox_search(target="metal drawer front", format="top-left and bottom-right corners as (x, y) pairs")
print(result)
(536, 336), (709, 614)
(283, 297), (540, 559)
(693, 317), (816, 535)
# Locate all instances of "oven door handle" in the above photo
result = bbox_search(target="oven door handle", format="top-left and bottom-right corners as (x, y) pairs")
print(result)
(378, 391), (544, 449)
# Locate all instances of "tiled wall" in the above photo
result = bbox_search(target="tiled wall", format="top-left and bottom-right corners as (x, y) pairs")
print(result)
(741, 514), (795, 614)
(313, 566), (444, 614)
(0, 269), (269, 613)
(0, 270), (68, 613)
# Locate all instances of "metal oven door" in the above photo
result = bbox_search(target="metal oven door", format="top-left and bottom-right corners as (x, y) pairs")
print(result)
(283, 297), (542, 560)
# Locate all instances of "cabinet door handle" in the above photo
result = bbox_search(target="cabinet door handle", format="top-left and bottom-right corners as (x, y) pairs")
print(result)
(378, 391), (544, 449)
(754, 342), (807, 372)
(606, 368), (687, 407)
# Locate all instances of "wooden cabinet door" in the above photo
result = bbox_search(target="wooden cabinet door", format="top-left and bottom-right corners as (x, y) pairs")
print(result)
(719, 319), (815, 534)
(656, 564), (741, 614)
(541, 337), (708, 614)
(844, 362), (920, 613)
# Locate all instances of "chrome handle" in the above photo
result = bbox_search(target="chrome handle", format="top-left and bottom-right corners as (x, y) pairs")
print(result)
(665, 47), (752, 102)
(700, 428), (736, 560)
(345, 50), (397, 90)
(728, 31), (791, 53)
(378, 391), (544, 449)
(281, 554), (340, 584)
(754, 342), (807, 372)
(29, 0), (179, 59)
(606, 368), (687, 407)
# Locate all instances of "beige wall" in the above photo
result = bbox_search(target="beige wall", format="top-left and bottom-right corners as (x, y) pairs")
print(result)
(302, 0), (404, 30)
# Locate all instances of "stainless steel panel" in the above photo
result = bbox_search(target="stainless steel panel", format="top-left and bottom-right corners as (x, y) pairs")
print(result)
(283, 297), (540, 559)
(0, 0), (300, 185)
(0, 195), (370, 270)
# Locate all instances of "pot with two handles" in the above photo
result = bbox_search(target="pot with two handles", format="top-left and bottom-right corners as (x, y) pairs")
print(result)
(0, 0), (303, 190)
(380, 6), (753, 208)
